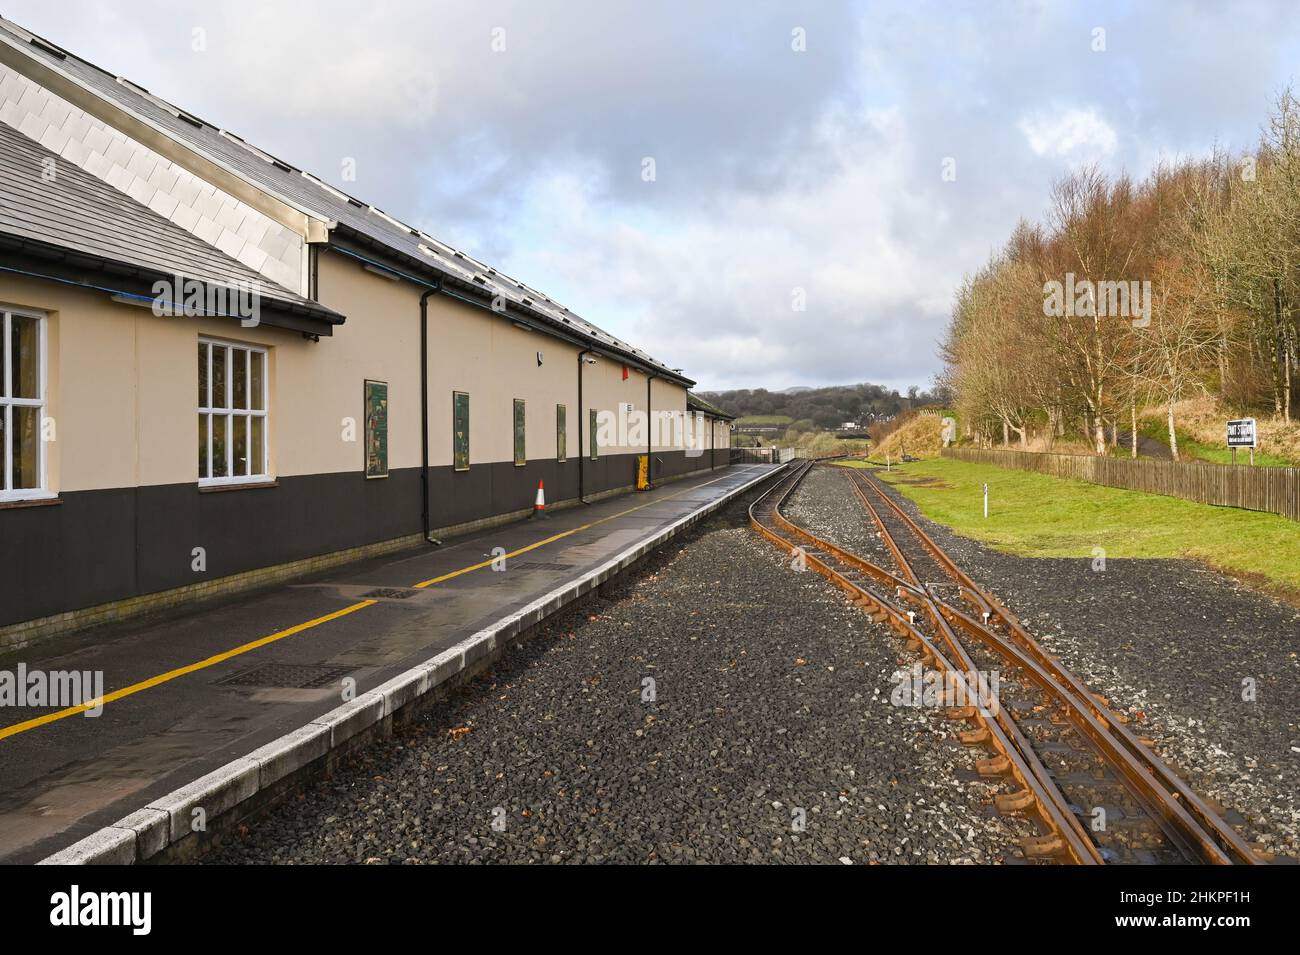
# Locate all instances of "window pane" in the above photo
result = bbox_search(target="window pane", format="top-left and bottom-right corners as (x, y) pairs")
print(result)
(557, 404), (566, 462)
(233, 348), (248, 409)
(453, 392), (469, 470)
(513, 399), (526, 466)
(364, 380), (388, 478)
(233, 414), (248, 476)
(250, 351), (264, 411)
(10, 314), (39, 399)
(0, 317), (6, 399)
(212, 415), (228, 478)
(212, 346), (228, 409)
(12, 405), (39, 489)
(198, 342), (209, 407)
(251, 415), (265, 475)
(198, 413), (209, 478)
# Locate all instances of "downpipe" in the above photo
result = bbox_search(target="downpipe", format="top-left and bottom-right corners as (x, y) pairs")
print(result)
(578, 348), (594, 504)
(420, 287), (443, 545)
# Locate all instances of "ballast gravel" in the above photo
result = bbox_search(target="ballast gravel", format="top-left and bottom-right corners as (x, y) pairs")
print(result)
(834, 464), (1300, 862)
(208, 485), (1031, 865)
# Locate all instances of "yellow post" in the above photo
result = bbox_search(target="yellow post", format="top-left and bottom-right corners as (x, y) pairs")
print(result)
(636, 454), (650, 490)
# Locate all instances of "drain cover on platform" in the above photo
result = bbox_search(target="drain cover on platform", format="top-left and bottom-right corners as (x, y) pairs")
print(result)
(219, 663), (352, 689)
(509, 561), (575, 572)
(361, 587), (421, 599)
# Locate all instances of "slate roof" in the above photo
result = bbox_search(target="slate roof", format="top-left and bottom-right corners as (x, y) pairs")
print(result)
(0, 119), (340, 326)
(0, 16), (691, 384)
(687, 391), (735, 420)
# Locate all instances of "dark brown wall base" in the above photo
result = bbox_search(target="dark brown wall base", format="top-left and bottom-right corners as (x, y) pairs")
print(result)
(0, 449), (730, 635)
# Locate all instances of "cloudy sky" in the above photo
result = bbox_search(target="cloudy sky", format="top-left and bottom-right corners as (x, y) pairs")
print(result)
(7, 1), (1299, 390)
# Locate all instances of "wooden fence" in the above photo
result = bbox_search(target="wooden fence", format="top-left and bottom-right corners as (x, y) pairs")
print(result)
(941, 448), (1300, 522)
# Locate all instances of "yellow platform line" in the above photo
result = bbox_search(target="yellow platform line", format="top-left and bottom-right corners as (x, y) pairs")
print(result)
(0, 600), (376, 742)
(0, 466), (764, 742)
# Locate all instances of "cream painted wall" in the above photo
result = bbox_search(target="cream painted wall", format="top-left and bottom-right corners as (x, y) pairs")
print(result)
(421, 287), (580, 467)
(1, 253), (699, 495)
(320, 253), (693, 467)
(317, 253), (693, 469)
(294, 252), (423, 474)
(577, 361), (690, 458)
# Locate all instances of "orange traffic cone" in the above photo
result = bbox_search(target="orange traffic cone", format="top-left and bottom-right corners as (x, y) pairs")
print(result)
(531, 479), (547, 519)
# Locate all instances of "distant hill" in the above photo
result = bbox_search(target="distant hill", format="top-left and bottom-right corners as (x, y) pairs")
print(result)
(700, 382), (938, 431)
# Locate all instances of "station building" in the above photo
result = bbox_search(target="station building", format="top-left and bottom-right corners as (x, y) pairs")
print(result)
(0, 17), (734, 646)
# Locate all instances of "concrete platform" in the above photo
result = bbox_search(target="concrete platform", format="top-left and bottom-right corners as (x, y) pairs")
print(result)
(0, 463), (783, 863)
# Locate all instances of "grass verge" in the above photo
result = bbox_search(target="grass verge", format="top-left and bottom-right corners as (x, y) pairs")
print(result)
(855, 457), (1300, 600)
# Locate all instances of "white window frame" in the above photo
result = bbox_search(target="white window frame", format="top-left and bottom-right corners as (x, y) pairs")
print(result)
(1, 306), (50, 502)
(198, 337), (269, 487)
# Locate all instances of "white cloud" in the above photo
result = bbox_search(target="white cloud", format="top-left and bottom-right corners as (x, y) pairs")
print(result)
(497, 101), (956, 391)
(1018, 107), (1119, 159)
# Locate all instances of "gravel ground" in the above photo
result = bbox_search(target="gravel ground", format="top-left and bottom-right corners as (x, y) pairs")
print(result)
(814, 464), (1300, 862)
(208, 486), (1032, 864)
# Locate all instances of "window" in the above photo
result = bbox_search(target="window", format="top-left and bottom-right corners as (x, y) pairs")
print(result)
(589, 408), (599, 461)
(198, 339), (267, 485)
(513, 398), (526, 467)
(1, 308), (47, 500)
(556, 404), (567, 462)
(453, 391), (470, 471)
(364, 380), (388, 479)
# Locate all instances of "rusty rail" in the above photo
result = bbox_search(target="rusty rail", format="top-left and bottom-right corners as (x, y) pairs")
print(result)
(843, 465), (1261, 866)
(747, 461), (1101, 864)
(747, 460), (1261, 864)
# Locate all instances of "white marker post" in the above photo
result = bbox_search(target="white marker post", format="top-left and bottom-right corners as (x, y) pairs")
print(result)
(983, 482), (988, 519)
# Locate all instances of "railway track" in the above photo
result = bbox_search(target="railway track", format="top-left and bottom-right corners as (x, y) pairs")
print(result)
(749, 460), (1261, 865)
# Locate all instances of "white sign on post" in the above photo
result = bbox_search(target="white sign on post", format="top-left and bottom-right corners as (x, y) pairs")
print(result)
(1226, 419), (1257, 449)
